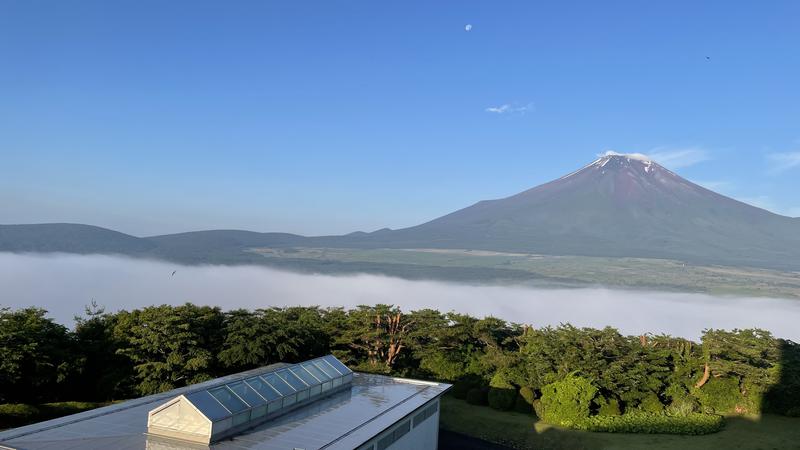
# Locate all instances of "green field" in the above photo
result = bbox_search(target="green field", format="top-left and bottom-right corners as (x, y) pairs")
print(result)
(439, 397), (800, 450)
(249, 247), (800, 299)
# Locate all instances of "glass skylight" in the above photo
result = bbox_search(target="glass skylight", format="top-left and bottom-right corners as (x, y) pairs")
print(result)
(147, 355), (353, 444)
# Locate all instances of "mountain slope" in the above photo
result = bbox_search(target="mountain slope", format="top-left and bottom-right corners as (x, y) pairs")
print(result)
(331, 154), (800, 270)
(0, 223), (156, 254)
(146, 230), (309, 263)
(2, 154), (799, 271)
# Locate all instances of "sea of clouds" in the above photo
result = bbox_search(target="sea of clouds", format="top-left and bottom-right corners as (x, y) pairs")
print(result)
(2, 252), (799, 341)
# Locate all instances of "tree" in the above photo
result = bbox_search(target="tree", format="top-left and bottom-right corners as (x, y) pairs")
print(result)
(539, 374), (598, 426)
(218, 307), (337, 371)
(113, 304), (224, 395)
(699, 329), (779, 388)
(337, 305), (415, 371)
(72, 301), (134, 400)
(0, 307), (74, 403)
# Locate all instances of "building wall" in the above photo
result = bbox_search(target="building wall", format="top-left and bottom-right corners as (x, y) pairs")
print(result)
(386, 409), (439, 450)
(356, 398), (441, 450)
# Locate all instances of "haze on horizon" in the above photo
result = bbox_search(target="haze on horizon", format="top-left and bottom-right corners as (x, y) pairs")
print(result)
(2, 252), (799, 342)
(2, 1), (800, 236)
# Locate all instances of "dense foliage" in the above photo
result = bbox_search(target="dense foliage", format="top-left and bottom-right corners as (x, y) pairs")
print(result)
(2, 303), (799, 434)
(538, 375), (597, 426)
(578, 412), (725, 435)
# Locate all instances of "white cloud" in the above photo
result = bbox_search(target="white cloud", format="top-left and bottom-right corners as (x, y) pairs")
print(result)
(485, 103), (533, 115)
(2, 253), (800, 341)
(767, 152), (800, 173)
(596, 147), (710, 170)
(647, 147), (711, 169)
(599, 150), (652, 161)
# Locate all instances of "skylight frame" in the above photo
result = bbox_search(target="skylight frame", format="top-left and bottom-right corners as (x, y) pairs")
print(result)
(147, 355), (353, 444)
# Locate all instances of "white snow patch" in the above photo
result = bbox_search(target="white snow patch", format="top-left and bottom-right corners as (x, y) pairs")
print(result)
(558, 158), (602, 180)
(600, 150), (653, 162)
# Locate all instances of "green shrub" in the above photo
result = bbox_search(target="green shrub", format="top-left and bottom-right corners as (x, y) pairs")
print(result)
(666, 396), (699, 417)
(451, 375), (483, 400)
(664, 383), (688, 402)
(694, 377), (742, 414)
(596, 396), (621, 416)
(0, 404), (42, 428)
(532, 399), (544, 418)
(539, 375), (597, 427)
(0, 403), (40, 418)
(785, 406), (800, 417)
(451, 381), (471, 400)
(577, 412), (724, 435)
(39, 402), (105, 419)
(488, 372), (516, 411)
(513, 394), (532, 413)
(419, 353), (466, 381)
(637, 392), (664, 413)
(466, 387), (489, 406)
(519, 386), (535, 405)
(513, 387), (536, 413)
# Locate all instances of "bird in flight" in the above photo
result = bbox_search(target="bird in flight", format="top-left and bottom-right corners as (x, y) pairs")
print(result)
(706, 56), (711, 60)
(171, 270), (177, 276)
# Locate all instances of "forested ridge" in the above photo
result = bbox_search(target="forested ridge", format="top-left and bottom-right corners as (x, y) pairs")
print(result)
(1, 303), (799, 433)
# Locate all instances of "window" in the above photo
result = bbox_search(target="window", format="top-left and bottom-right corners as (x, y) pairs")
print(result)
(313, 359), (341, 378)
(393, 420), (410, 439)
(263, 373), (296, 395)
(302, 362), (331, 381)
(412, 410), (426, 427)
(290, 366), (320, 386)
(228, 381), (266, 406)
(245, 376), (282, 400)
(376, 433), (394, 450)
(323, 355), (352, 374)
(208, 386), (248, 413)
(277, 370), (307, 391)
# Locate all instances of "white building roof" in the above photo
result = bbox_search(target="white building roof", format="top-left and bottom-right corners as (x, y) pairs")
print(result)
(0, 361), (450, 450)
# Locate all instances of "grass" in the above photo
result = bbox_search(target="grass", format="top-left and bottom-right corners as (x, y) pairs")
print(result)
(249, 247), (800, 299)
(439, 396), (800, 450)
(0, 401), (110, 430)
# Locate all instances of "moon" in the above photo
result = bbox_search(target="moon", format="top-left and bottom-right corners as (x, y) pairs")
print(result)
(465, 24), (472, 32)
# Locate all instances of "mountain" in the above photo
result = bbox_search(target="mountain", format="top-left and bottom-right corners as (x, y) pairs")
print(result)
(336, 153), (800, 269)
(2, 153), (800, 271)
(0, 223), (156, 254)
(146, 230), (309, 264)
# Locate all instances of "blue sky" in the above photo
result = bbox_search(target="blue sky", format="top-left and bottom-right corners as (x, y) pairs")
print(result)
(1, 1), (799, 236)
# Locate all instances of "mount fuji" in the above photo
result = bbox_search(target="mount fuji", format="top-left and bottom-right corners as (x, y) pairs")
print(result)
(3, 153), (800, 271)
(334, 152), (800, 269)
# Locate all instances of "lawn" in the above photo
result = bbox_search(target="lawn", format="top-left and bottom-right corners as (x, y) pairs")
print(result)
(439, 396), (800, 450)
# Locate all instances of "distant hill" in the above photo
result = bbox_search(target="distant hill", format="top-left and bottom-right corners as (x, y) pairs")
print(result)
(146, 230), (308, 264)
(3, 153), (800, 272)
(0, 223), (155, 254)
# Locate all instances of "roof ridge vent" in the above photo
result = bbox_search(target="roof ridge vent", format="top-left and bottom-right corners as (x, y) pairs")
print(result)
(146, 355), (354, 444)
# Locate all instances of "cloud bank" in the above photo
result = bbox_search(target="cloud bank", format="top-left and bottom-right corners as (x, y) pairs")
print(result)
(1, 253), (799, 342)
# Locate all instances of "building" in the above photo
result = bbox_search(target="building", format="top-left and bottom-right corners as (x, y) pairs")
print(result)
(0, 355), (451, 450)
